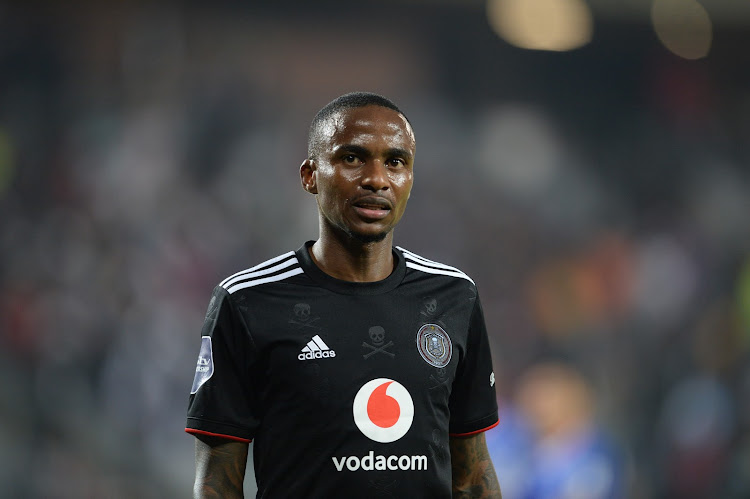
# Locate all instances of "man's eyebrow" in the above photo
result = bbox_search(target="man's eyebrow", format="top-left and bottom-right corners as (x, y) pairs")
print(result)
(334, 144), (371, 157)
(334, 144), (414, 161)
(385, 148), (414, 161)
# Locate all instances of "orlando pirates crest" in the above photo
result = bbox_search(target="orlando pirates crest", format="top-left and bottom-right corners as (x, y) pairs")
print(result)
(416, 323), (452, 368)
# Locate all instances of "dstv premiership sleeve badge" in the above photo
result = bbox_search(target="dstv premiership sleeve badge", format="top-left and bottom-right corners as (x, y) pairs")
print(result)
(191, 336), (214, 394)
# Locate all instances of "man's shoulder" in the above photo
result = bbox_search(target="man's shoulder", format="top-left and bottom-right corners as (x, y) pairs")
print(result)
(217, 249), (304, 295)
(396, 246), (475, 286)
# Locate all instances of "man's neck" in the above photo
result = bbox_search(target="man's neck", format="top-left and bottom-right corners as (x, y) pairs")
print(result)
(309, 232), (395, 283)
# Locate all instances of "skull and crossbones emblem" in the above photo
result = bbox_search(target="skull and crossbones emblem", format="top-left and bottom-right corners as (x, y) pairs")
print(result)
(429, 367), (449, 388)
(362, 326), (395, 359)
(421, 296), (437, 317)
(289, 303), (320, 329)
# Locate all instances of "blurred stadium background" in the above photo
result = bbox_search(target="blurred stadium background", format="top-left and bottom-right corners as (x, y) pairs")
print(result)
(1, 1), (749, 497)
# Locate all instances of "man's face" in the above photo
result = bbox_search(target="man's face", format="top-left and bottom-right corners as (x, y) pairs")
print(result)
(302, 105), (415, 243)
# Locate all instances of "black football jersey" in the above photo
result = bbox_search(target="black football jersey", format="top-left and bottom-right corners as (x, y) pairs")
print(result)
(186, 241), (498, 498)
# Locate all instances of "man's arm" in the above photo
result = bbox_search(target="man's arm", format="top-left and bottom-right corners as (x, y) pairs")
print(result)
(193, 434), (249, 499)
(450, 432), (502, 498)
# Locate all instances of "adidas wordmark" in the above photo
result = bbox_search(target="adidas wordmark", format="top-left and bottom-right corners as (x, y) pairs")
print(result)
(298, 335), (336, 361)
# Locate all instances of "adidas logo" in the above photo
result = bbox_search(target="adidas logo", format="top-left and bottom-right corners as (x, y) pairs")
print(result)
(298, 335), (337, 361)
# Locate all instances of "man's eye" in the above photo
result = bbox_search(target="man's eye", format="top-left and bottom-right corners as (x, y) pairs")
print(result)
(343, 155), (360, 164)
(388, 159), (404, 167)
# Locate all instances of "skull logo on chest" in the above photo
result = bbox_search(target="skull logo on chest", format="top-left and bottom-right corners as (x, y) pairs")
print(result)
(289, 303), (321, 329)
(421, 296), (438, 317)
(362, 325), (395, 359)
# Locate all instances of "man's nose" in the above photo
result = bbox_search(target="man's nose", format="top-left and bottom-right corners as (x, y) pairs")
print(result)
(361, 160), (389, 191)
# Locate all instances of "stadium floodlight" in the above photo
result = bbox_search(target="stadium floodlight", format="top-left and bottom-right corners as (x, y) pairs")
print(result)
(651, 0), (713, 60)
(486, 0), (594, 52)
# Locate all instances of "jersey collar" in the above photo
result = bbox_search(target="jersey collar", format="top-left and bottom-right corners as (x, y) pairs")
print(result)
(295, 240), (406, 295)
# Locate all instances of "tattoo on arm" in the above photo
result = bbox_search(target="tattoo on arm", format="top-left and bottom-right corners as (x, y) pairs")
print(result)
(450, 433), (502, 499)
(193, 434), (249, 499)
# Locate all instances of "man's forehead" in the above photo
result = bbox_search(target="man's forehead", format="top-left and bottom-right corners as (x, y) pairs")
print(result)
(319, 106), (415, 147)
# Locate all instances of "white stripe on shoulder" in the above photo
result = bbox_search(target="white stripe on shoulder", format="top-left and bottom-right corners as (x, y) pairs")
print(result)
(225, 267), (304, 294)
(399, 247), (463, 272)
(405, 261), (475, 285)
(219, 251), (296, 288)
(398, 247), (475, 285)
(398, 247), (473, 277)
(222, 257), (299, 290)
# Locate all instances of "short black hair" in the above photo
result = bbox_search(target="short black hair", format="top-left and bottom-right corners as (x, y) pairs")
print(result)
(307, 91), (410, 160)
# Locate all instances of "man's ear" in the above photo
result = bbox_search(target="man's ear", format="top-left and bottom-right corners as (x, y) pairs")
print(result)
(300, 158), (318, 194)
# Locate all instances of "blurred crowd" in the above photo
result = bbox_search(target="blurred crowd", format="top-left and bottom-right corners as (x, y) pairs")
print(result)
(1, 3), (749, 498)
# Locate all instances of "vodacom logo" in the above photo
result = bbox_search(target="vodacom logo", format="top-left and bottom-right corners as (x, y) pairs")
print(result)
(353, 378), (414, 443)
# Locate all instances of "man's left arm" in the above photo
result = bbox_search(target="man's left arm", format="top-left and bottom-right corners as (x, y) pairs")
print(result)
(450, 432), (502, 498)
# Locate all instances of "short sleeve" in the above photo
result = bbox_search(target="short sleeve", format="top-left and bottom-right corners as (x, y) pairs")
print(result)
(185, 286), (260, 442)
(448, 293), (499, 436)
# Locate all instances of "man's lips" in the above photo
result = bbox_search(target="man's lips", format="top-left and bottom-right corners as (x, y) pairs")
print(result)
(351, 196), (392, 220)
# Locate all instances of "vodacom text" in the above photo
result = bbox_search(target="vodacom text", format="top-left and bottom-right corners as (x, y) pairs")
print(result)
(332, 451), (428, 472)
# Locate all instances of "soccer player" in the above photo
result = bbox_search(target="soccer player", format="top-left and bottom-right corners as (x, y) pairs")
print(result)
(186, 92), (502, 498)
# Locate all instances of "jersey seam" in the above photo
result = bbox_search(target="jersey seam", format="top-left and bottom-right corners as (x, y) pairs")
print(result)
(185, 428), (252, 443)
(224, 288), (260, 361)
(449, 420), (500, 437)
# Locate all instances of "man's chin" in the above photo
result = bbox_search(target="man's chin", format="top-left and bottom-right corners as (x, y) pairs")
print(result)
(348, 229), (389, 244)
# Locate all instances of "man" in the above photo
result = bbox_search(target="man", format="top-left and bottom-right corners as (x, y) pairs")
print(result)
(186, 92), (502, 498)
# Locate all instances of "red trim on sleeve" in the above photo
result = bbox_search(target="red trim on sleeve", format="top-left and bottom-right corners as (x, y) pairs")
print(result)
(185, 428), (252, 443)
(448, 420), (499, 437)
